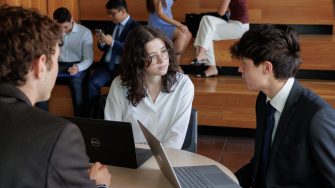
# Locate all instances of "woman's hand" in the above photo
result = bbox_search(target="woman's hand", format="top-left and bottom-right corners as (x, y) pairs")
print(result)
(177, 23), (189, 33)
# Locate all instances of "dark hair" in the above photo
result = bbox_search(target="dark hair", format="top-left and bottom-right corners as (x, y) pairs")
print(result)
(0, 5), (63, 86)
(53, 7), (72, 23)
(146, 0), (167, 14)
(120, 26), (179, 106)
(105, 0), (128, 12)
(230, 24), (301, 80)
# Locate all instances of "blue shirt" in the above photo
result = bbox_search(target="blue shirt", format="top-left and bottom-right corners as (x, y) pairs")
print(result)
(59, 22), (93, 71)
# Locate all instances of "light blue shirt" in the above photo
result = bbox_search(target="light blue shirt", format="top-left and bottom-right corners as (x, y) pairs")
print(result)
(104, 15), (130, 64)
(59, 22), (93, 71)
(267, 77), (295, 143)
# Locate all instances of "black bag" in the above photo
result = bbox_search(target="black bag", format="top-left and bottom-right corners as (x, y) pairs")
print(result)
(89, 94), (108, 119)
(185, 11), (230, 37)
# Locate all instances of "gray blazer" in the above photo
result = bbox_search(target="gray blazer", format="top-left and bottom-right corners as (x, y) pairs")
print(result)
(235, 80), (335, 187)
(0, 83), (96, 187)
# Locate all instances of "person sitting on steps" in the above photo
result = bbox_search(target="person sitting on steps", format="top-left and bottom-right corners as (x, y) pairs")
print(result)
(191, 0), (249, 78)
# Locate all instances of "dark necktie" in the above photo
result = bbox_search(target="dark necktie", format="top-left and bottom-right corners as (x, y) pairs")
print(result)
(259, 101), (276, 187)
(114, 24), (122, 40)
(104, 24), (122, 65)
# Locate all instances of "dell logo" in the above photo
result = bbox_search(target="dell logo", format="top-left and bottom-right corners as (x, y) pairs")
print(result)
(90, 138), (101, 147)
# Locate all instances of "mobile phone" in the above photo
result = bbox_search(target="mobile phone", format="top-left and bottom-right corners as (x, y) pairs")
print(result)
(95, 29), (104, 36)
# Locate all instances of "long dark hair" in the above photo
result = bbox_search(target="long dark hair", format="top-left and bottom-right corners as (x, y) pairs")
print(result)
(120, 26), (179, 106)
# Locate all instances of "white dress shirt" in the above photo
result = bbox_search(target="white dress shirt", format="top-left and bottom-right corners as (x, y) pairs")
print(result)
(59, 22), (93, 71)
(104, 73), (195, 149)
(267, 77), (295, 143)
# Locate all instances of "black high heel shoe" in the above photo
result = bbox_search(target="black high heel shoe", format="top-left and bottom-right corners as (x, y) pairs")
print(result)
(195, 66), (220, 78)
(190, 58), (209, 66)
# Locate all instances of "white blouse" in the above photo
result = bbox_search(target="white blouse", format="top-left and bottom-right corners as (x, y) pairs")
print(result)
(104, 73), (194, 149)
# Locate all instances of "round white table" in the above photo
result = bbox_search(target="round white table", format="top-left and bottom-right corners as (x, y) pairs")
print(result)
(108, 146), (239, 188)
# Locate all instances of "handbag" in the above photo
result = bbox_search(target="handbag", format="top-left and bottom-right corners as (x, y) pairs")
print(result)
(185, 11), (230, 37)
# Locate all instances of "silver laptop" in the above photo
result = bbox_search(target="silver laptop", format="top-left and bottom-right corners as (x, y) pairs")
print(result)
(137, 120), (240, 188)
(63, 116), (152, 168)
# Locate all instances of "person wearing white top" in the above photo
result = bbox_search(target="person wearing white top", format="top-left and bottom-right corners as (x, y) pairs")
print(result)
(192, 0), (249, 78)
(104, 26), (194, 149)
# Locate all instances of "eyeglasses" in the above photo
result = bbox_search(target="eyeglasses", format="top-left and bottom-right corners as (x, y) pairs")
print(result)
(147, 49), (170, 64)
(106, 9), (121, 17)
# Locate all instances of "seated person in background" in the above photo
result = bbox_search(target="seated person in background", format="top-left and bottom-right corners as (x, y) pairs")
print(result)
(192, 0), (249, 77)
(146, 0), (192, 71)
(231, 24), (335, 187)
(87, 0), (140, 113)
(0, 5), (111, 187)
(53, 7), (93, 117)
(104, 26), (194, 149)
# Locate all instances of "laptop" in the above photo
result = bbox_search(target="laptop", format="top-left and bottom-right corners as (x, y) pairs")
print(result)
(63, 116), (152, 168)
(138, 120), (240, 188)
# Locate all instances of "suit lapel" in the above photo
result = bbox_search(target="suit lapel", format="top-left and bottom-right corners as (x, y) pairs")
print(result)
(119, 17), (133, 40)
(269, 80), (304, 162)
(253, 92), (267, 177)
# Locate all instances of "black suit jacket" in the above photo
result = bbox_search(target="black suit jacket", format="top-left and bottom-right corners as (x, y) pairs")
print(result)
(0, 84), (96, 187)
(98, 17), (140, 71)
(235, 80), (335, 188)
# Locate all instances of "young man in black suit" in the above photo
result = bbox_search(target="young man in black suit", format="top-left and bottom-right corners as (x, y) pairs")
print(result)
(0, 5), (111, 188)
(231, 24), (335, 187)
(87, 0), (140, 112)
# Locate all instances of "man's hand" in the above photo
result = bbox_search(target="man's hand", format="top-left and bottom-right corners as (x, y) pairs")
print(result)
(68, 64), (79, 75)
(98, 34), (113, 46)
(89, 162), (112, 187)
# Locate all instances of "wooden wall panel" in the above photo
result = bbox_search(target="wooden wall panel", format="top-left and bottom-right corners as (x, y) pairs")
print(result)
(48, 0), (79, 21)
(79, 0), (149, 21)
(4, 0), (334, 25)
(78, 0), (107, 20)
(0, 0), (79, 19)
(78, 0), (334, 26)
(0, 0), (47, 14)
(248, 0), (334, 24)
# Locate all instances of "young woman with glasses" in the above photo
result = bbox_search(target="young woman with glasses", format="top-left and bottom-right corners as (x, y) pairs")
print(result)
(104, 26), (194, 149)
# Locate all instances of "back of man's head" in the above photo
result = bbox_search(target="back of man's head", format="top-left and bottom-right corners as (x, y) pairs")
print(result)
(53, 7), (72, 23)
(0, 5), (62, 86)
(105, 0), (128, 12)
(230, 24), (301, 80)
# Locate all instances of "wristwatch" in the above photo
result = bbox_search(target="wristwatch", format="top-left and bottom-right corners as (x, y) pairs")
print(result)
(96, 184), (107, 188)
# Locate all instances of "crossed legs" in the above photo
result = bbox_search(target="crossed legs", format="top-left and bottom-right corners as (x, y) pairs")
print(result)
(194, 15), (249, 77)
(172, 27), (192, 72)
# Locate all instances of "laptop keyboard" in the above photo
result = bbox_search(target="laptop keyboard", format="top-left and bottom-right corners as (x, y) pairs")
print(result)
(135, 148), (153, 166)
(174, 166), (211, 188)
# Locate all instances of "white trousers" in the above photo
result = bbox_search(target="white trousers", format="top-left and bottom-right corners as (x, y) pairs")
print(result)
(194, 15), (249, 66)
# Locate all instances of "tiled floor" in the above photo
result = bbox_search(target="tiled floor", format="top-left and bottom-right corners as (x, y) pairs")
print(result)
(197, 131), (255, 173)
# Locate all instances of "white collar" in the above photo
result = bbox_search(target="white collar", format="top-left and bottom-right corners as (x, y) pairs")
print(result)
(267, 77), (295, 113)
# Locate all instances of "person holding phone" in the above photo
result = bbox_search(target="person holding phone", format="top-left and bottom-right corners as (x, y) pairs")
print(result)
(86, 0), (140, 115)
(52, 7), (94, 117)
